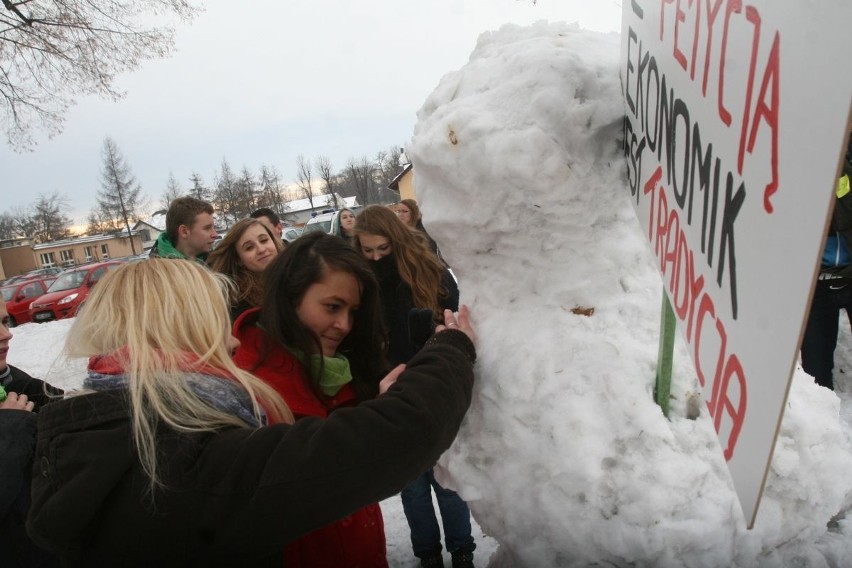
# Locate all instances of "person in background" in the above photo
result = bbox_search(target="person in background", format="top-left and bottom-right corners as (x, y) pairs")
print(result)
(354, 205), (474, 568)
(0, 303), (62, 567)
(250, 207), (285, 240)
(232, 232), (393, 567)
(26, 259), (477, 566)
(396, 198), (441, 259)
(801, 125), (852, 390)
(207, 218), (284, 320)
(333, 207), (357, 245)
(149, 196), (218, 262)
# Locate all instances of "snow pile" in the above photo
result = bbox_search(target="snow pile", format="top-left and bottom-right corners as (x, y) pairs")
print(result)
(409, 21), (852, 567)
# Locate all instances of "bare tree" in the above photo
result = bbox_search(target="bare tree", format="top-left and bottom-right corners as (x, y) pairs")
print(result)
(316, 155), (340, 210)
(84, 208), (112, 236)
(0, 1), (200, 150)
(376, 146), (404, 202)
(97, 137), (143, 254)
(0, 211), (18, 239)
(258, 164), (288, 219)
(9, 205), (35, 239)
(160, 171), (183, 210)
(345, 156), (380, 206)
(296, 154), (319, 211)
(30, 193), (71, 243)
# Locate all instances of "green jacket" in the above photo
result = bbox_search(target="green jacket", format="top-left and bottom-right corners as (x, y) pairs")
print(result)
(148, 232), (208, 264)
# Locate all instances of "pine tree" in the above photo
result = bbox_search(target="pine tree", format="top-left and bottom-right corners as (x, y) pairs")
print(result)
(97, 137), (143, 254)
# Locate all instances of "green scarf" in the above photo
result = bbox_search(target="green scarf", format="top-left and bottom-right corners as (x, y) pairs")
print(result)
(153, 232), (208, 263)
(289, 348), (353, 396)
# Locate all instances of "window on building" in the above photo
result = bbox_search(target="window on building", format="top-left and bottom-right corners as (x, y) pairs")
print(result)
(100, 244), (110, 259)
(84, 246), (94, 263)
(39, 252), (56, 268)
(59, 249), (75, 267)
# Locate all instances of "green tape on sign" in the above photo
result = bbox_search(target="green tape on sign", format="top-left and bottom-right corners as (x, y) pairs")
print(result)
(655, 290), (676, 418)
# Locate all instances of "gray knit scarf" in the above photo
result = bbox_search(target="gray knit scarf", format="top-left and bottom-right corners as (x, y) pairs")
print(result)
(84, 371), (266, 428)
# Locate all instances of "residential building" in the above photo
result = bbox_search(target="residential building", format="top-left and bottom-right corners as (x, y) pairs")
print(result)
(388, 163), (415, 201)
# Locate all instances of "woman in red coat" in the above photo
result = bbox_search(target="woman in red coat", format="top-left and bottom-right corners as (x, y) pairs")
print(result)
(233, 232), (396, 567)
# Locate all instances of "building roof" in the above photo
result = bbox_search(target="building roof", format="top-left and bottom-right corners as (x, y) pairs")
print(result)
(284, 194), (357, 213)
(133, 211), (166, 232)
(388, 163), (413, 191)
(32, 232), (137, 250)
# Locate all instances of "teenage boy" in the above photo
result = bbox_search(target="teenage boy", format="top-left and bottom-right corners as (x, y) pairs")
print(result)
(150, 197), (219, 262)
(250, 207), (284, 239)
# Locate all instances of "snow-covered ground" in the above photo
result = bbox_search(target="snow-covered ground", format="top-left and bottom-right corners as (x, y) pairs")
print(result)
(8, 19), (852, 568)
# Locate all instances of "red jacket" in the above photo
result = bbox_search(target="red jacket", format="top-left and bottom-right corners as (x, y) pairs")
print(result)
(232, 308), (387, 568)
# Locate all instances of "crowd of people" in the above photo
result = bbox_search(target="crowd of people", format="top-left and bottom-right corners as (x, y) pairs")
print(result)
(2, 196), (479, 568)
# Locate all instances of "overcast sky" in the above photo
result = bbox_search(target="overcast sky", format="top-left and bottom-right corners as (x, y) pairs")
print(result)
(0, 0), (621, 227)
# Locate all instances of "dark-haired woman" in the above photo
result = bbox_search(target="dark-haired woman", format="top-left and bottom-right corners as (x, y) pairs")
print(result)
(333, 207), (357, 245)
(232, 232), (394, 567)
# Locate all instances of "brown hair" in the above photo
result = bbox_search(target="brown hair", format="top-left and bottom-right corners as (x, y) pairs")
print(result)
(166, 197), (214, 243)
(398, 199), (421, 228)
(207, 218), (283, 309)
(353, 205), (447, 319)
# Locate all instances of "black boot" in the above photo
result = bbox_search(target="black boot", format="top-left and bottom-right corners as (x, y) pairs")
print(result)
(451, 549), (474, 568)
(420, 552), (445, 568)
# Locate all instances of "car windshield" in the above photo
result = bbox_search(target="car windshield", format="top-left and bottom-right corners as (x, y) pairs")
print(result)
(47, 270), (87, 292)
(0, 286), (14, 302)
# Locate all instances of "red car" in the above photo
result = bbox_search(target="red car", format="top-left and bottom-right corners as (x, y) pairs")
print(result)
(1, 278), (56, 327)
(28, 261), (125, 323)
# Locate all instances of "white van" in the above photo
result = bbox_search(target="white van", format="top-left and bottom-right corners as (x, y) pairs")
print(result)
(302, 207), (362, 237)
(301, 210), (339, 236)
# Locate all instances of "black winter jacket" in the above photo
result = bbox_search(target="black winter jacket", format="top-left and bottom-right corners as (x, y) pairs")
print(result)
(0, 365), (63, 412)
(0, 366), (63, 568)
(371, 254), (460, 366)
(26, 333), (476, 567)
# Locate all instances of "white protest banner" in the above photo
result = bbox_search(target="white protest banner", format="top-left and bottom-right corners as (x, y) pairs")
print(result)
(621, 0), (852, 527)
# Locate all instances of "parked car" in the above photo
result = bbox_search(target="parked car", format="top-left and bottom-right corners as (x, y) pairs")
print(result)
(282, 226), (303, 243)
(1, 278), (56, 327)
(28, 260), (125, 323)
(0, 267), (63, 287)
(301, 210), (339, 236)
(25, 267), (63, 278)
(302, 207), (361, 237)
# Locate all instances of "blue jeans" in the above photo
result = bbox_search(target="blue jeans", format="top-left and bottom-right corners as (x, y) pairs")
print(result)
(400, 468), (475, 558)
(801, 279), (852, 390)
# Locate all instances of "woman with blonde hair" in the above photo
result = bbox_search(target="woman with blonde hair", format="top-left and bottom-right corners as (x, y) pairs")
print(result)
(354, 205), (474, 568)
(26, 259), (479, 566)
(207, 217), (284, 319)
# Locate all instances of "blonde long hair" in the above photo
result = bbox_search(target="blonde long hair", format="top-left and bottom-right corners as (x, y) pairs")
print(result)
(353, 205), (447, 318)
(66, 259), (293, 490)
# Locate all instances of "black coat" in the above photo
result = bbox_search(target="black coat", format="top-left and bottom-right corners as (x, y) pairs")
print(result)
(26, 334), (476, 567)
(0, 366), (63, 568)
(371, 254), (460, 366)
(0, 365), (63, 412)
